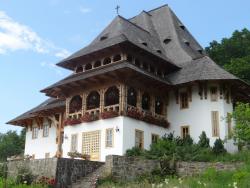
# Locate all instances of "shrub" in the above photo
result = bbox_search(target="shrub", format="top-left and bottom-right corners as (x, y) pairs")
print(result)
(126, 147), (144, 157)
(16, 165), (34, 185)
(212, 138), (226, 155)
(198, 131), (210, 148)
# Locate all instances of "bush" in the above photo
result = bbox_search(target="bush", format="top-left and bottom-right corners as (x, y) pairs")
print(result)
(126, 147), (145, 157)
(198, 131), (210, 148)
(16, 165), (34, 185)
(212, 138), (226, 155)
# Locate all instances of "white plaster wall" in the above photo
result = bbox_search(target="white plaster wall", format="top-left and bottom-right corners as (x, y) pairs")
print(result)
(62, 117), (124, 161)
(167, 83), (235, 148)
(24, 119), (57, 159)
(121, 117), (169, 154)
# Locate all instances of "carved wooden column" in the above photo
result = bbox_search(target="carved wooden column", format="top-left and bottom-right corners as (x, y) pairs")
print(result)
(82, 93), (86, 115)
(66, 98), (70, 118)
(119, 84), (126, 115)
(151, 95), (155, 116)
(137, 89), (142, 109)
(100, 88), (105, 113)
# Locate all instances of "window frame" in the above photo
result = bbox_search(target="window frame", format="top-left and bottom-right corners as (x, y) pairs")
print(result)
(70, 134), (78, 152)
(32, 127), (38, 139)
(43, 122), (50, 137)
(151, 134), (159, 144)
(105, 128), (114, 148)
(210, 86), (218, 102)
(180, 92), (189, 109)
(211, 111), (220, 137)
(135, 129), (144, 149)
(181, 126), (190, 138)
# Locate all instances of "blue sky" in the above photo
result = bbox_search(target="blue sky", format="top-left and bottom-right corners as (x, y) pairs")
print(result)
(0, 0), (250, 133)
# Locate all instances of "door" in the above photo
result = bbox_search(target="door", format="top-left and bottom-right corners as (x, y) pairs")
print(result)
(82, 130), (101, 161)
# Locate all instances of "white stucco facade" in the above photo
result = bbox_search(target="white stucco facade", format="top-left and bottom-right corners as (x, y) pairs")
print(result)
(24, 119), (57, 159)
(62, 116), (168, 161)
(24, 82), (237, 160)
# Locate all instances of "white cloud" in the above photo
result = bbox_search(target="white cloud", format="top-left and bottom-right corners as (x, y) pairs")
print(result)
(0, 10), (70, 58)
(79, 6), (92, 14)
(40, 61), (63, 75)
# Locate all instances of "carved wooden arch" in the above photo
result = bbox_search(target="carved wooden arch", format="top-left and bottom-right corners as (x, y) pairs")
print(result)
(86, 90), (101, 110)
(104, 85), (120, 106)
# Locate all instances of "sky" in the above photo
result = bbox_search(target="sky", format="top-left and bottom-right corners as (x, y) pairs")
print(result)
(0, 0), (250, 133)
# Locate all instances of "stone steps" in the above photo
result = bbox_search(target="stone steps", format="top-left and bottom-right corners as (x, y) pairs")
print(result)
(72, 165), (105, 188)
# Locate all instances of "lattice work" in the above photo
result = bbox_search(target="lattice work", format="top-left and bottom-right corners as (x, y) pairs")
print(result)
(82, 130), (100, 161)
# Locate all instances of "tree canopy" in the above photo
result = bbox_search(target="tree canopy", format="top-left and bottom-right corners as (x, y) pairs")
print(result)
(0, 129), (25, 161)
(205, 28), (250, 83)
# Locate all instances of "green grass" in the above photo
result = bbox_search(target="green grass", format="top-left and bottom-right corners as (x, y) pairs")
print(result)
(0, 178), (47, 188)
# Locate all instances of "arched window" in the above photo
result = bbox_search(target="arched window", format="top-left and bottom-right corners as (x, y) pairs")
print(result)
(103, 57), (111, 65)
(155, 97), (163, 115)
(127, 87), (137, 107)
(94, 61), (101, 68)
(105, 86), (119, 106)
(69, 95), (82, 113)
(135, 59), (140, 67)
(142, 62), (148, 70)
(86, 91), (100, 110)
(113, 54), (121, 62)
(126, 54), (133, 63)
(142, 92), (150, 110)
(149, 65), (155, 73)
(75, 66), (83, 73)
(85, 63), (92, 71)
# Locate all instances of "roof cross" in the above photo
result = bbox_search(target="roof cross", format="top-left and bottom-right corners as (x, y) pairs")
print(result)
(115, 5), (120, 15)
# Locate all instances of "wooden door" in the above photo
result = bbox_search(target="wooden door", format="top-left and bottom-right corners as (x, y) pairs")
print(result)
(82, 130), (101, 161)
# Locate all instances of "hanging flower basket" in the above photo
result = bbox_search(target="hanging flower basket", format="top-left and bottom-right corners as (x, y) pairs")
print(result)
(81, 113), (99, 122)
(64, 118), (81, 126)
(101, 110), (119, 119)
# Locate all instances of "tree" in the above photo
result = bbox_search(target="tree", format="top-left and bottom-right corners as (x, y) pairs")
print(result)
(232, 102), (250, 148)
(0, 129), (25, 161)
(198, 131), (210, 148)
(205, 28), (250, 83)
(212, 138), (226, 155)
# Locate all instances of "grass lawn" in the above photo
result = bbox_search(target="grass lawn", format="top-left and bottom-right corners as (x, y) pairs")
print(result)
(0, 178), (46, 188)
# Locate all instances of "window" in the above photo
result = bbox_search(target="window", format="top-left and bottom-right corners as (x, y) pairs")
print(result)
(71, 134), (78, 152)
(113, 54), (121, 62)
(210, 87), (218, 101)
(86, 91), (100, 110)
(135, 59), (140, 67)
(104, 86), (119, 106)
(180, 92), (188, 109)
(151, 134), (159, 144)
(75, 66), (83, 73)
(94, 61), (101, 68)
(142, 42), (147, 46)
(135, 130), (144, 149)
(127, 87), (137, 107)
(227, 112), (232, 138)
(85, 63), (92, 70)
(211, 111), (220, 137)
(142, 92), (150, 110)
(181, 126), (189, 138)
(43, 122), (49, 137)
(163, 38), (171, 44)
(45, 153), (50, 158)
(32, 127), (38, 139)
(155, 97), (163, 115)
(126, 55), (133, 63)
(105, 128), (114, 148)
(103, 57), (111, 65)
(69, 95), (82, 113)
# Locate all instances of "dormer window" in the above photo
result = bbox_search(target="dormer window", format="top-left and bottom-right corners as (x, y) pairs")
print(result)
(184, 40), (190, 46)
(100, 34), (108, 41)
(156, 50), (162, 54)
(103, 57), (111, 65)
(75, 66), (83, 73)
(197, 49), (203, 54)
(142, 42), (148, 47)
(163, 38), (171, 44)
(179, 24), (185, 30)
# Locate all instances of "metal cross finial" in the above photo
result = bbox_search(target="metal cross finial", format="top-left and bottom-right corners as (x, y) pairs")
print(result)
(115, 5), (120, 15)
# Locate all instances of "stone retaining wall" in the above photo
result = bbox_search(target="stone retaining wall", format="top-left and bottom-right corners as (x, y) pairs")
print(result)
(7, 158), (58, 178)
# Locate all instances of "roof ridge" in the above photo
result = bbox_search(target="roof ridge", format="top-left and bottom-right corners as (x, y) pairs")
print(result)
(147, 4), (169, 13)
(117, 15), (151, 34)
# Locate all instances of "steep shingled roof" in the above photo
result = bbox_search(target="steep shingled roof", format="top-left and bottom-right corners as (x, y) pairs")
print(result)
(7, 98), (65, 125)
